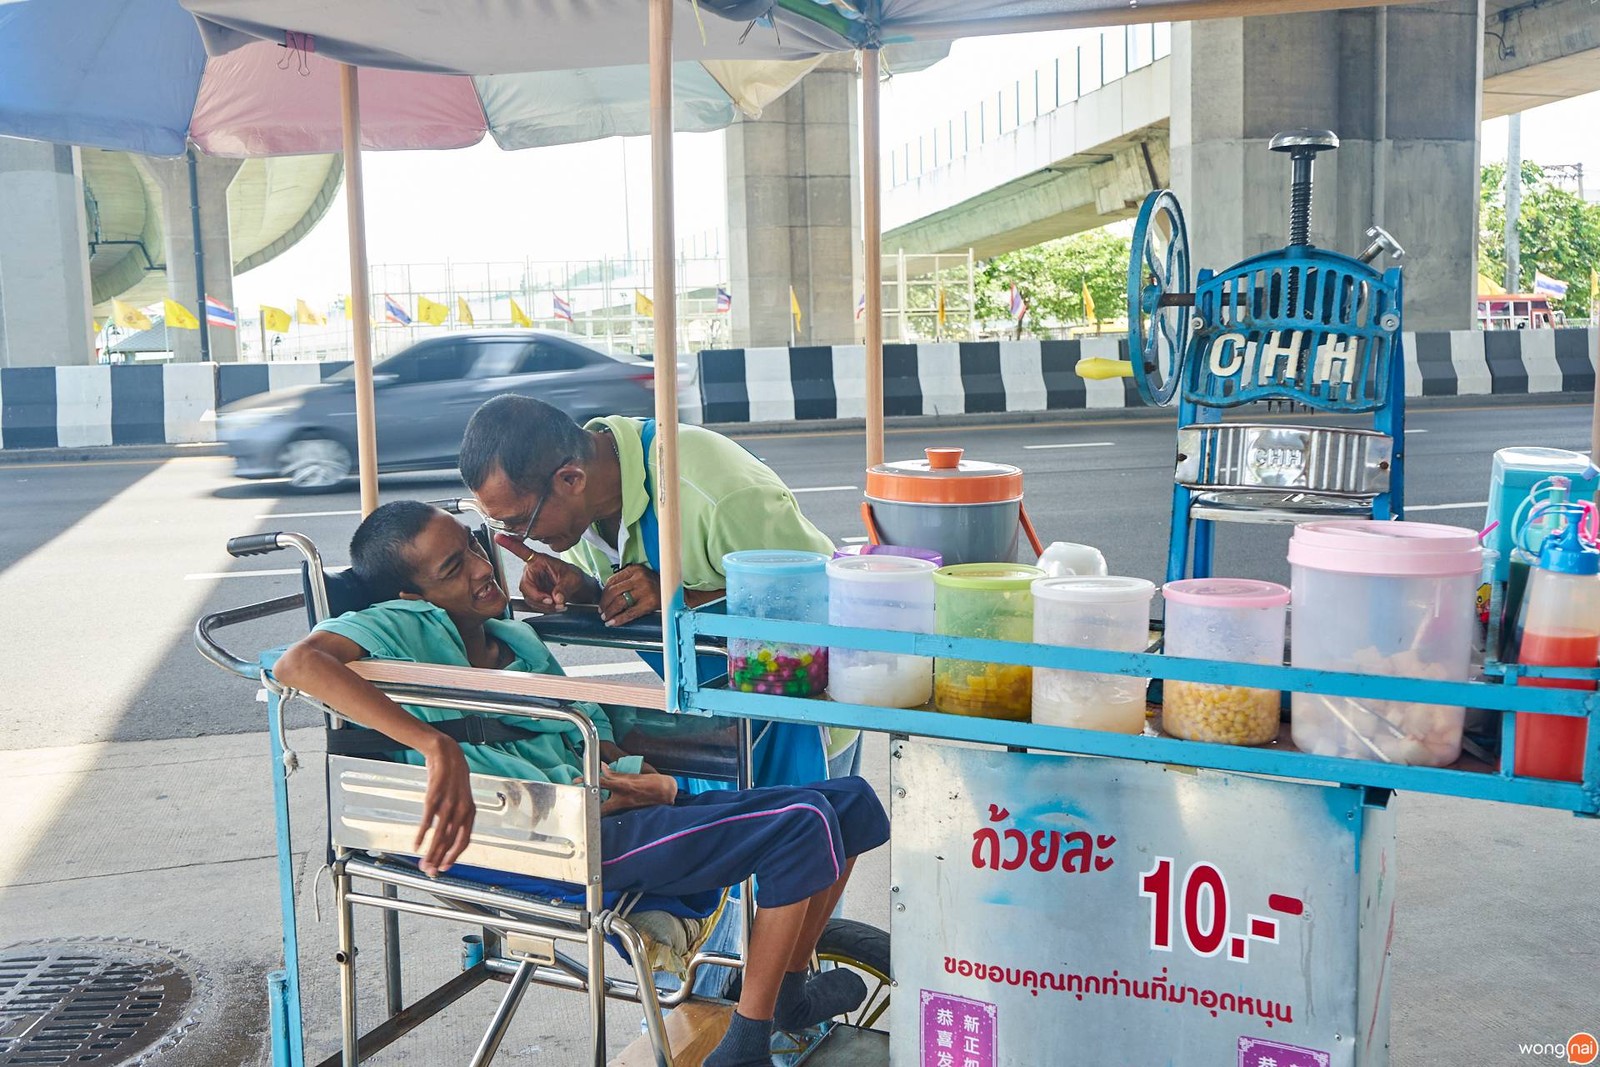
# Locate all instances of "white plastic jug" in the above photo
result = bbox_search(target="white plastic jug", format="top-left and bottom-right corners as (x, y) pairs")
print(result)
(1037, 541), (1109, 578)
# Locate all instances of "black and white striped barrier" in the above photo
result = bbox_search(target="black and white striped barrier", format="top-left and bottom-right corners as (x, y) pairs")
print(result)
(0, 331), (1595, 449)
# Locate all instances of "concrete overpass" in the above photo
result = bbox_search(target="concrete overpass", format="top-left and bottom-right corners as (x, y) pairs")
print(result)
(886, 1), (1600, 265)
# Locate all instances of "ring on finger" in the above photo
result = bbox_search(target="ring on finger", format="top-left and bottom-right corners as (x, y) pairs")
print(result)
(622, 590), (636, 608)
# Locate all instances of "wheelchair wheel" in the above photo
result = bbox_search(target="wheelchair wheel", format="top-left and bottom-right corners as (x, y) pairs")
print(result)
(813, 918), (892, 1030)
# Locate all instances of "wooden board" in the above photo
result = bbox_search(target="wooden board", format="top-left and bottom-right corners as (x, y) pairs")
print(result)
(608, 1001), (734, 1067)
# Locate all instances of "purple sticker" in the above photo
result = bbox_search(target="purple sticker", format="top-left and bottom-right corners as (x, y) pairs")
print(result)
(1238, 1036), (1331, 1067)
(920, 991), (996, 1067)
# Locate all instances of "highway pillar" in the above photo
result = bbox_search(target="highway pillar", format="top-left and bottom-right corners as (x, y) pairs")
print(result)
(142, 152), (243, 362)
(0, 139), (94, 367)
(1169, 1), (1484, 331)
(725, 56), (863, 347)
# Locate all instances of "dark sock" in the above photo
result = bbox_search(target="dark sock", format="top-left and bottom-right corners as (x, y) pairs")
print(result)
(704, 1010), (774, 1067)
(774, 968), (867, 1032)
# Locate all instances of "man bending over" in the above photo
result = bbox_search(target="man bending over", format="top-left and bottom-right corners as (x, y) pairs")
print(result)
(274, 501), (889, 1067)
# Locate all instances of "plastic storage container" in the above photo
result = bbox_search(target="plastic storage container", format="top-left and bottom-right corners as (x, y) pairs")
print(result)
(1288, 521), (1481, 766)
(826, 556), (938, 708)
(1512, 517), (1600, 783)
(832, 544), (944, 567)
(723, 550), (830, 696)
(1031, 577), (1155, 732)
(1485, 447), (1598, 582)
(1036, 541), (1109, 578)
(933, 563), (1044, 720)
(1161, 578), (1289, 745)
(864, 447), (1039, 565)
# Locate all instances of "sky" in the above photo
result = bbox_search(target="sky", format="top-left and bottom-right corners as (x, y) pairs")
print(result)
(232, 28), (1600, 315)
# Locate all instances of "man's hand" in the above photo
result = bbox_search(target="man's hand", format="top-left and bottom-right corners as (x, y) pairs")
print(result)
(600, 564), (661, 627)
(594, 771), (678, 815)
(494, 535), (598, 610)
(416, 734), (475, 876)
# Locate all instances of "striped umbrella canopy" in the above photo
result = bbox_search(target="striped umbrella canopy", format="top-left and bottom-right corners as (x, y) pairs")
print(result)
(0, 0), (830, 157)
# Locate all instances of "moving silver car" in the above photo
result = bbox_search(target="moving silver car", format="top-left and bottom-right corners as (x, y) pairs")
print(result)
(218, 331), (657, 489)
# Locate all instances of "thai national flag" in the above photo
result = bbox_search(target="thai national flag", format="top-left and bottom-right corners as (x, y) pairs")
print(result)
(384, 294), (411, 325)
(553, 294), (574, 323)
(204, 296), (236, 329)
(715, 286), (732, 314)
(1009, 285), (1027, 321)
(855, 294), (866, 320)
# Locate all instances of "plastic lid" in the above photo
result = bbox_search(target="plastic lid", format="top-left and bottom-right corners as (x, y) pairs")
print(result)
(866, 447), (1024, 504)
(933, 563), (1045, 590)
(832, 544), (944, 566)
(1537, 520), (1600, 576)
(827, 555), (939, 581)
(1032, 576), (1156, 604)
(722, 549), (829, 576)
(1494, 446), (1593, 473)
(1287, 520), (1482, 577)
(1162, 578), (1290, 608)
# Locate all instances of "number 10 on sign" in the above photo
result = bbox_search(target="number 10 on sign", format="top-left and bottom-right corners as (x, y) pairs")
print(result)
(1139, 858), (1305, 964)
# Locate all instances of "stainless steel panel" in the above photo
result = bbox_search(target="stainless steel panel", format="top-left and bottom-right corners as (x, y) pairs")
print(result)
(1176, 423), (1391, 495)
(329, 755), (593, 885)
(890, 741), (1394, 1067)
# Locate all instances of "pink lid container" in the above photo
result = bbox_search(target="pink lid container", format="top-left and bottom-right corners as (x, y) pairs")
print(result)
(1287, 520), (1482, 577)
(1163, 578), (1290, 609)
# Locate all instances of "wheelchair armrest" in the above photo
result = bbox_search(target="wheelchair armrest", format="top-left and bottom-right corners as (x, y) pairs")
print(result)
(523, 604), (726, 654)
(615, 709), (742, 783)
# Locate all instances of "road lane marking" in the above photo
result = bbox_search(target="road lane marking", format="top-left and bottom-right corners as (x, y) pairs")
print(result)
(838, 536), (869, 544)
(1022, 441), (1116, 450)
(562, 661), (660, 677)
(257, 509), (362, 519)
(1406, 501), (1488, 512)
(791, 485), (859, 493)
(1406, 429), (1428, 434)
(185, 568), (301, 580)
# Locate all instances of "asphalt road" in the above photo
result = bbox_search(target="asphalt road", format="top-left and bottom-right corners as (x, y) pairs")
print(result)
(0, 402), (1590, 750)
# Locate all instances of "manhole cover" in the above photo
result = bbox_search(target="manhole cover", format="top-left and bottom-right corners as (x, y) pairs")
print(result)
(0, 940), (204, 1066)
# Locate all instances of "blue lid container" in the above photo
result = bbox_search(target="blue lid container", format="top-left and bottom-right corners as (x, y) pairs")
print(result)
(1486, 448), (1598, 582)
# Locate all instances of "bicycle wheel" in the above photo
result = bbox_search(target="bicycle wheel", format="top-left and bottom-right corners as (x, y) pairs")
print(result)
(813, 918), (892, 1030)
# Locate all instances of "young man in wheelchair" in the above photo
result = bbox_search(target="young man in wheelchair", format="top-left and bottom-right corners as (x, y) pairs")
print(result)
(274, 501), (890, 1067)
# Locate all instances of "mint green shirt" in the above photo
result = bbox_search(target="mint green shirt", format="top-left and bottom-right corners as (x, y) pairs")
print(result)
(563, 416), (834, 591)
(315, 599), (623, 784)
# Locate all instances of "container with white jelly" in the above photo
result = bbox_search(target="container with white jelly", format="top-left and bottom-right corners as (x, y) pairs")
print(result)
(1031, 576), (1156, 732)
(826, 555), (937, 708)
(933, 564), (1044, 720)
(1288, 520), (1481, 766)
(723, 549), (830, 696)
(1160, 578), (1289, 745)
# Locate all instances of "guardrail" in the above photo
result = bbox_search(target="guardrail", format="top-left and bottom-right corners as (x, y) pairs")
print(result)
(889, 23), (1172, 188)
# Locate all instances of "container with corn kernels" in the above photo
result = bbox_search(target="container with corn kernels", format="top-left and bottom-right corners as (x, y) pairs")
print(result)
(1160, 578), (1290, 746)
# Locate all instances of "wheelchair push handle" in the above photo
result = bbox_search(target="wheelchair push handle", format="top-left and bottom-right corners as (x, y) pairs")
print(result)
(228, 532), (288, 557)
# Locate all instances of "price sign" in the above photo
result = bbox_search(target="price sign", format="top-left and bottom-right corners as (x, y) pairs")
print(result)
(889, 742), (1396, 1067)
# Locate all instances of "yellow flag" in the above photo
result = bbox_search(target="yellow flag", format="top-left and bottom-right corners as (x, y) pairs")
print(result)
(261, 305), (292, 333)
(112, 299), (152, 331)
(635, 290), (654, 317)
(509, 298), (533, 328)
(457, 297), (474, 326)
(1591, 268), (1598, 303)
(163, 298), (200, 329)
(1082, 280), (1097, 322)
(789, 286), (803, 330)
(416, 296), (449, 326)
(93, 319), (102, 336)
(295, 298), (327, 326)
(936, 288), (947, 327)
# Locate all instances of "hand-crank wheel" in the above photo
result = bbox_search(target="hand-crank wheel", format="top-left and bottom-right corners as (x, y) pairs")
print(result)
(1127, 190), (1193, 406)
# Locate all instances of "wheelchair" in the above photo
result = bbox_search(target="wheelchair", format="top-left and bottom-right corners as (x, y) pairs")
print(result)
(195, 500), (890, 1066)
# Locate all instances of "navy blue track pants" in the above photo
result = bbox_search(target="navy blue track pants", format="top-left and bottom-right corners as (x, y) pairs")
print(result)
(599, 776), (890, 909)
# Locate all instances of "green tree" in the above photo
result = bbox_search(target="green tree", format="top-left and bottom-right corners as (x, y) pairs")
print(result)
(974, 229), (1131, 338)
(1480, 161), (1600, 320)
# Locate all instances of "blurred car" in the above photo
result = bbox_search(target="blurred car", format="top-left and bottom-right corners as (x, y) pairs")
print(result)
(218, 331), (659, 489)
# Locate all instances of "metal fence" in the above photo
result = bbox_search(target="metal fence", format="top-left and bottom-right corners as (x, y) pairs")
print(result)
(889, 23), (1172, 188)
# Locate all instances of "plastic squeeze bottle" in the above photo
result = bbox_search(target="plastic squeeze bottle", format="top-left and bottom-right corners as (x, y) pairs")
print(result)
(1513, 516), (1600, 782)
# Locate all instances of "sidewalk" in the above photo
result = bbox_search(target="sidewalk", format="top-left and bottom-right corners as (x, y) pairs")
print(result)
(2, 727), (1595, 1065)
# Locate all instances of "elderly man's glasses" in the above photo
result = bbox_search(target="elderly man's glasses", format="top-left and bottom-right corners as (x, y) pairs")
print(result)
(481, 456), (572, 543)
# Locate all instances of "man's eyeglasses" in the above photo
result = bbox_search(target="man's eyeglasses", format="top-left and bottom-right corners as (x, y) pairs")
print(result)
(481, 456), (572, 543)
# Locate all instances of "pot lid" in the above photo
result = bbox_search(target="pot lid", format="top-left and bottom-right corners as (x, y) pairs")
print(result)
(865, 447), (1024, 504)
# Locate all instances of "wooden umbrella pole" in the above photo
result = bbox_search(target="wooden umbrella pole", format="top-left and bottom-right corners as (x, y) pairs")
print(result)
(862, 48), (885, 468)
(339, 63), (380, 515)
(648, 0), (682, 705)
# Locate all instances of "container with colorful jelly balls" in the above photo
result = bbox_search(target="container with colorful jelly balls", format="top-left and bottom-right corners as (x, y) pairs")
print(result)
(728, 643), (828, 695)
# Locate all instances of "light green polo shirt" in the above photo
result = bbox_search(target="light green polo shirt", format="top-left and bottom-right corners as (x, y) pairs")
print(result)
(564, 416), (834, 590)
(315, 599), (621, 784)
